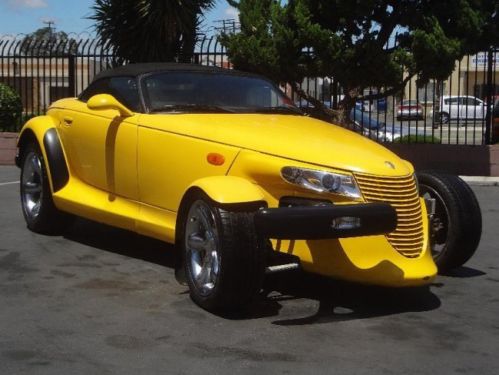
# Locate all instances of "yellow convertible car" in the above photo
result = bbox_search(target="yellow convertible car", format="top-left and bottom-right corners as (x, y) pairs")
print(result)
(16, 63), (481, 313)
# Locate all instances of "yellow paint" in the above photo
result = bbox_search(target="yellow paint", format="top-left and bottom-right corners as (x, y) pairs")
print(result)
(55, 99), (139, 200)
(186, 176), (265, 204)
(17, 97), (438, 287)
(137, 121), (240, 211)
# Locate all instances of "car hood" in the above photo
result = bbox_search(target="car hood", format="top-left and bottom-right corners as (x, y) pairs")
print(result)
(139, 113), (413, 176)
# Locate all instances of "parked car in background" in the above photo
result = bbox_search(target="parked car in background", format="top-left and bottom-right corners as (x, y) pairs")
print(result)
(396, 100), (424, 120)
(435, 95), (486, 124)
(350, 105), (390, 141)
(362, 97), (387, 112)
(350, 106), (426, 142)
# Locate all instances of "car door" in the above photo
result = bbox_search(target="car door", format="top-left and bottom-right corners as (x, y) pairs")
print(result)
(57, 76), (141, 200)
(448, 97), (461, 120)
(461, 97), (485, 120)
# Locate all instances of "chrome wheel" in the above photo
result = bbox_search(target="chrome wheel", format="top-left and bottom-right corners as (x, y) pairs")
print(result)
(21, 151), (44, 220)
(420, 184), (450, 260)
(185, 200), (220, 296)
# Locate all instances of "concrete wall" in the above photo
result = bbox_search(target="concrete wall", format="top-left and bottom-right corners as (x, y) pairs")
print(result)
(386, 143), (499, 176)
(0, 132), (17, 166)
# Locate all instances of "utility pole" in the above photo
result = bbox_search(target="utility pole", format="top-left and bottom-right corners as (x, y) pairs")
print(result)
(42, 19), (55, 37)
(213, 19), (240, 34)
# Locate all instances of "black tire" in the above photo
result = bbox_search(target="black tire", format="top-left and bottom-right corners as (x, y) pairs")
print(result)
(417, 171), (481, 273)
(20, 142), (69, 234)
(180, 192), (266, 313)
(440, 112), (450, 124)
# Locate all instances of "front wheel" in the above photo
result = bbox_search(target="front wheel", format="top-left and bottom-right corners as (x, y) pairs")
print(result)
(181, 193), (265, 313)
(417, 171), (481, 273)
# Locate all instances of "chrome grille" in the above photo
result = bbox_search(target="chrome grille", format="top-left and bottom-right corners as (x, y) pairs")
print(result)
(354, 173), (424, 258)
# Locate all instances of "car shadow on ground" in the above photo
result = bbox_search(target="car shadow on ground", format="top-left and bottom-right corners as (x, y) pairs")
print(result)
(63, 217), (177, 269)
(439, 266), (486, 278)
(63, 217), (442, 324)
(252, 272), (441, 325)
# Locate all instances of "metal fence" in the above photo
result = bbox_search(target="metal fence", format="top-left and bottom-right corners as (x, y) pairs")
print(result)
(1, 34), (497, 144)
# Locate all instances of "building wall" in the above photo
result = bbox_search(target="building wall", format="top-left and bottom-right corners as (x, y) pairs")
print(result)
(405, 52), (498, 103)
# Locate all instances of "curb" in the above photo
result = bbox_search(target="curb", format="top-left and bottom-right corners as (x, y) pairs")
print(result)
(460, 176), (499, 186)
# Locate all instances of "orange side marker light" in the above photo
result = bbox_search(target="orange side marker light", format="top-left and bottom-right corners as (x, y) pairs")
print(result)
(207, 153), (225, 166)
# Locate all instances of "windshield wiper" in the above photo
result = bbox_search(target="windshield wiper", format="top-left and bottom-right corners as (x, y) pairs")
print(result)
(252, 106), (303, 115)
(149, 104), (234, 113)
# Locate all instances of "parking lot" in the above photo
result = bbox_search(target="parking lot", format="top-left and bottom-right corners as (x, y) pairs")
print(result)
(1, 165), (498, 375)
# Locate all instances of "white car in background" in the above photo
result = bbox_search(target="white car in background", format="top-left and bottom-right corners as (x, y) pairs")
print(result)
(435, 95), (485, 124)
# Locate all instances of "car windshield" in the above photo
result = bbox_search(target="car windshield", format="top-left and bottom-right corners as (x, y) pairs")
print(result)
(142, 72), (300, 114)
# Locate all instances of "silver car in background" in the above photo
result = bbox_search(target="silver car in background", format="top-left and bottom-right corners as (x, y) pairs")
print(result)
(435, 95), (486, 124)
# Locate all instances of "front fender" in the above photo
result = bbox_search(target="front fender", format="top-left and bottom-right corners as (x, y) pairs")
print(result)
(17, 115), (59, 161)
(187, 176), (266, 205)
(17, 116), (69, 193)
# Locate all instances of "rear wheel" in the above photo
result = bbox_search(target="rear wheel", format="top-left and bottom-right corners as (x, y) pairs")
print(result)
(20, 142), (69, 234)
(181, 192), (265, 313)
(417, 171), (481, 273)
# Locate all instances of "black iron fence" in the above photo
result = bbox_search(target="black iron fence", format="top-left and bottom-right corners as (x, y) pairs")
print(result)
(1, 34), (497, 144)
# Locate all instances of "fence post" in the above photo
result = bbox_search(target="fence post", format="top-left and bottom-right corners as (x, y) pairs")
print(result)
(68, 53), (75, 97)
(484, 48), (493, 145)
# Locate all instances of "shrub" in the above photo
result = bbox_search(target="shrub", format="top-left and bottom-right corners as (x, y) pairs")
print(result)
(395, 134), (441, 144)
(0, 83), (22, 132)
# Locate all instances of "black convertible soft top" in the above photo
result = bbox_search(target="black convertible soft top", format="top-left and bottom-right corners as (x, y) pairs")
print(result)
(92, 63), (250, 82)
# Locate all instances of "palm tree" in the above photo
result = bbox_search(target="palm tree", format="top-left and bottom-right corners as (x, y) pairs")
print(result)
(90, 0), (214, 63)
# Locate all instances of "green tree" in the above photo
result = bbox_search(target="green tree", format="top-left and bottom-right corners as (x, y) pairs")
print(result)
(90, 0), (215, 63)
(0, 83), (22, 132)
(221, 0), (498, 122)
(21, 27), (77, 56)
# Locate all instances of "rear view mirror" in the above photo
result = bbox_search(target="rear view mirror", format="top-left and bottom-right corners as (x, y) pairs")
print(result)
(87, 94), (134, 117)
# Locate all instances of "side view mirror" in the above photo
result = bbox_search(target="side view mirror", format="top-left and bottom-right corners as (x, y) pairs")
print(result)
(87, 94), (134, 117)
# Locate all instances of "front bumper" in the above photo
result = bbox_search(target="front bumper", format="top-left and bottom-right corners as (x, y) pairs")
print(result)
(254, 203), (397, 240)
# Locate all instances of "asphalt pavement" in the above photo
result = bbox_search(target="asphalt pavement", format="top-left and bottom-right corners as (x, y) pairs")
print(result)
(1, 165), (498, 375)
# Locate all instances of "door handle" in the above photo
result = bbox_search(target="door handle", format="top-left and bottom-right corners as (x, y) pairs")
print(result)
(63, 116), (73, 126)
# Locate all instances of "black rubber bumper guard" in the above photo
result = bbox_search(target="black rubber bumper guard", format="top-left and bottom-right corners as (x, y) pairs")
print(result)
(254, 203), (397, 240)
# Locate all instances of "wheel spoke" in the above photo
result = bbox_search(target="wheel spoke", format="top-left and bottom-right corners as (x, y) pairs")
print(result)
(185, 200), (221, 296)
(196, 265), (211, 286)
(197, 205), (213, 233)
(31, 155), (42, 175)
(24, 181), (42, 194)
(31, 202), (41, 217)
(210, 252), (219, 283)
(187, 233), (208, 252)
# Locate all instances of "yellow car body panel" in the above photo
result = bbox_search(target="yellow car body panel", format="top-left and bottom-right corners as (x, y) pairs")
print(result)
(18, 94), (437, 287)
(136, 112), (408, 176)
(54, 99), (139, 200)
(186, 176), (266, 204)
(136, 118), (241, 210)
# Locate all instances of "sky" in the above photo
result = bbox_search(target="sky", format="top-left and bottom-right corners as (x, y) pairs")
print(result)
(0, 0), (238, 36)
